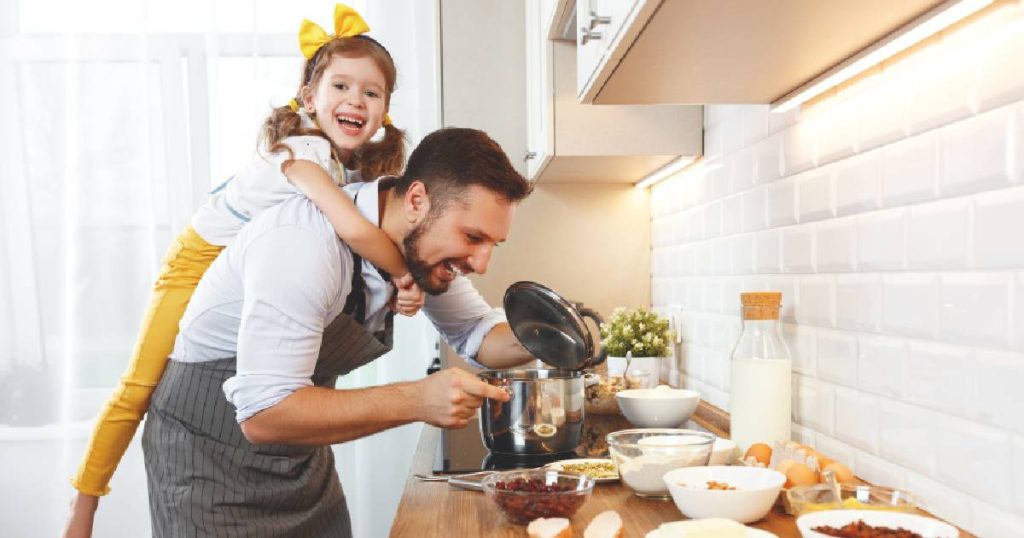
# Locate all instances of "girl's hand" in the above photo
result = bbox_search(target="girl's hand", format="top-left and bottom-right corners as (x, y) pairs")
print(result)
(63, 492), (98, 538)
(391, 273), (425, 317)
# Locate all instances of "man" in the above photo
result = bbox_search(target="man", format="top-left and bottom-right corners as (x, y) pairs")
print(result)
(141, 128), (534, 536)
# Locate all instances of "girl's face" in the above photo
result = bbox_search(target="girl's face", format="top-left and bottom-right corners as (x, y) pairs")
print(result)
(302, 54), (388, 161)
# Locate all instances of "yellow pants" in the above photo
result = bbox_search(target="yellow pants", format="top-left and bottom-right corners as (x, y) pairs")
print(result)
(71, 226), (223, 496)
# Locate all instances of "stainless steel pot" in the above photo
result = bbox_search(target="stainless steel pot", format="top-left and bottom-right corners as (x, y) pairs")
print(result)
(478, 368), (584, 455)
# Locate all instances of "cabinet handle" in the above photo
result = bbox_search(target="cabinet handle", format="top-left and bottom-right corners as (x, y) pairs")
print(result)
(524, 151), (537, 161)
(579, 27), (602, 46)
(588, 12), (611, 30)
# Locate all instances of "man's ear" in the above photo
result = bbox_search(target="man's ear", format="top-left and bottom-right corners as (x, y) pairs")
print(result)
(404, 181), (430, 225)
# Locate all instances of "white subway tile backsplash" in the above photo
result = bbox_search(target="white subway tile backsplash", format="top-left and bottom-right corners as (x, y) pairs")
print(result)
(730, 148), (756, 194)
(795, 375), (835, 435)
(855, 72), (910, 153)
(791, 422), (816, 447)
(797, 276), (834, 327)
(908, 198), (970, 270)
(767, 179), (797, 228)
(782, 122), (818, 176)
(970, 349), (1024, 435)
(905, 341), (971, 415)
(903, 41), (975, 135)
(797, 171), (834, 222)
(1016, 105), (1024, 182)
(940, 106), (1013, 196)
(783, 323), (816, 376)
(722, 194), (743, 237)
(741, 186), (767, 233)
(855, 451), (908, 490)
(765, 276), (798, 324)
(755, 229), (781, 274)
(704, 201), (723, 239)
(656, 13), (1024, 531)
(741, 106), (771, 148)
(968, 499), (1024, 538)
(935, 415), (1013, 509)
(834, 386), (879, 453)
(782, 226), (814, 274)
(879, 400), (938, 476)
(712, 241), (730, 277)
(1016, 273), (1024, 351)
(973, 186), (1024, 268)
(730, 234), (754, 275)
(813, 96), (859, 166)
(816, 217), (857, 272)
(882, 274), (938, 338)
(816, 329), (858, 387)
(882, 131), (939, 206)
(939, 273), (1012, 348)
(857, 335), (906, 399)
(752, 135), (783, 185)
(906, 471), (973, 532)
(835, 151), (883, 216)
(857, 208), (906, 271)
(1015, 436), (1024, 514)
(835, 274), (881, 332)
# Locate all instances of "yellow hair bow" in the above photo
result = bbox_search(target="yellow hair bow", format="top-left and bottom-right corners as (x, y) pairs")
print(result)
(299, 3), (370, 60)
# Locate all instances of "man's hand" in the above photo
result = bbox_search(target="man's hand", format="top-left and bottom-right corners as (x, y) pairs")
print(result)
(415, 368), (510, 429)
(390, 273), (425, 317)
(63, 492), (98, 538)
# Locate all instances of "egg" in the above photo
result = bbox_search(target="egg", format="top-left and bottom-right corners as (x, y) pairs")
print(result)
(774, 459), (797, 476)
(785, 463), (818, 488)
(744, 443), (772, 466)
(822, 462), (855, 484)
(816, 456), (834, 471)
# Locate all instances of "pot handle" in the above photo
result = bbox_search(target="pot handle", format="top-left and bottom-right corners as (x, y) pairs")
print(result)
(577, 306), (607, 367)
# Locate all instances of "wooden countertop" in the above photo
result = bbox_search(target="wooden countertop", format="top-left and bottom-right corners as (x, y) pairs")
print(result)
(391, 402), (973, 537)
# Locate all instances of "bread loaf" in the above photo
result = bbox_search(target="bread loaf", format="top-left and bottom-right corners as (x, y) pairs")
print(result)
(583, 510), (623, 538)
(527, 517), (572, 538)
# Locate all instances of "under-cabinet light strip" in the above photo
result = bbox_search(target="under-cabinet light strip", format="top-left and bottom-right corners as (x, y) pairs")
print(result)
(634, 156), (698, 189)
(771, 0), (993, 113)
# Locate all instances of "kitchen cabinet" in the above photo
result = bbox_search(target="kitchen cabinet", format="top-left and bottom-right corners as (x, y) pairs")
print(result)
(526, 0), (702, 183)
(567, 0), (946, 105)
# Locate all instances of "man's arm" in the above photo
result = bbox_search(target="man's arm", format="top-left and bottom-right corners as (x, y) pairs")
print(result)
(240, 367), (507, 445)
(474, 323), (534, 370)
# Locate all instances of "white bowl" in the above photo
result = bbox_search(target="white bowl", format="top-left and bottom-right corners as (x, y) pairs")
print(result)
(616, 386), (700, 428)
(709, 438), (738, 465)
(797, 510), (959, 538)
(663, 465), (785, 524)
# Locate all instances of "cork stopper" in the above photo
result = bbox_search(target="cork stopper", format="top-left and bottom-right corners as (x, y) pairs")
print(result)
(740, 292), (782, 320)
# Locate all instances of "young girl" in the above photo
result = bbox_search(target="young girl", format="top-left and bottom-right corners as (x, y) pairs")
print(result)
(63, 4), (419, 536)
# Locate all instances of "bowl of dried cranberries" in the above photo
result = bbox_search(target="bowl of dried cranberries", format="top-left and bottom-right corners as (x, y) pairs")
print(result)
(481, 469), (595, 524)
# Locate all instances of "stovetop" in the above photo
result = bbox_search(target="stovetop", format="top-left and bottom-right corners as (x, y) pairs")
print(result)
(432, 417), (586, 474)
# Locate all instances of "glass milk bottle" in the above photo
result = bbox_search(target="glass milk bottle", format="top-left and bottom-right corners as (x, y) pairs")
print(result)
(729, 292), (792, 454)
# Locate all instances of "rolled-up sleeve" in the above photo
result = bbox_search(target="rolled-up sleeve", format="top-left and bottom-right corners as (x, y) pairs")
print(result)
(222, 225), (344, 422)
(422, 276), (506, 368)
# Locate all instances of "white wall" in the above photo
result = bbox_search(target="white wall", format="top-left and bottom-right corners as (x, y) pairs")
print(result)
(650, 4), (1024, 536)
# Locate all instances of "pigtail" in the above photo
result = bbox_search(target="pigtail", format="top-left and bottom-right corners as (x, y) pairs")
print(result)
(259, 103), (325, 161)
(354, 123), (406, 180)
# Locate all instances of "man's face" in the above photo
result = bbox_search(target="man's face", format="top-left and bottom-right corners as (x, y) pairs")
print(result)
(402, 185), (515, 295)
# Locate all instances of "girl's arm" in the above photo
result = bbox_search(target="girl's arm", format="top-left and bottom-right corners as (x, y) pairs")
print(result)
(282, 159), (409, 278)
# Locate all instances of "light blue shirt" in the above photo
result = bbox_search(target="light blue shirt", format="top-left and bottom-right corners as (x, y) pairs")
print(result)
(171, 179), (506, 422)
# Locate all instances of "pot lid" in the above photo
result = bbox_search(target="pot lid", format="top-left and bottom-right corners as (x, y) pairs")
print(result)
(503, 281), (605, 370)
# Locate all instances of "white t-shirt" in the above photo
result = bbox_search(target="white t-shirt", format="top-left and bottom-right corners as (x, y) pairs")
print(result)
(171, 179), (506, 422)
(190, 113), (358, 246)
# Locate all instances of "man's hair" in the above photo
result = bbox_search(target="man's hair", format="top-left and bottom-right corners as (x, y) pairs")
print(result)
(394, 128), (532, 212)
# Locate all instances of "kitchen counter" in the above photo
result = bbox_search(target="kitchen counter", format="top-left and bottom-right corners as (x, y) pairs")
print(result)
(391, 403), (974, 537)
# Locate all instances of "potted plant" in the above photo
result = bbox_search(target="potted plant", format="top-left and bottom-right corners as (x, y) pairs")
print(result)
(599, 307), (673, 389)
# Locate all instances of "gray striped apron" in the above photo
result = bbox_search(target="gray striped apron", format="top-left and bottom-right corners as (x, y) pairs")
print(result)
(142, 248), (393, 537)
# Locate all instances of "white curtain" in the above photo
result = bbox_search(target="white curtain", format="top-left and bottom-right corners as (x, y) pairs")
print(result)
(0, 1), (441, 536)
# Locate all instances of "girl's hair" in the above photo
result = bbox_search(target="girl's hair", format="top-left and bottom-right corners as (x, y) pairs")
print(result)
(260, 35), (405, 180)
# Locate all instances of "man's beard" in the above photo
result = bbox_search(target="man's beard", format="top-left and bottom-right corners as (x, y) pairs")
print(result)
(402, 217), (451, 296)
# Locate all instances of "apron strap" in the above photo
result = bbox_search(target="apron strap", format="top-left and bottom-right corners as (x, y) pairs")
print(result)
(340, 189), (396, 341)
